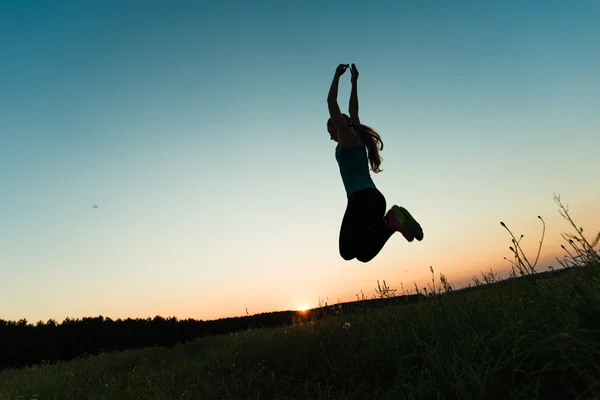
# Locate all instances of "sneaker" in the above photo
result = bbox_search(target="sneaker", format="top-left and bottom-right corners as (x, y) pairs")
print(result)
(385, 205), (424, 242)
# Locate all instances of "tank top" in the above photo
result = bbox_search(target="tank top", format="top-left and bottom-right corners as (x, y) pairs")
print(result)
(335, 126), (376, 197)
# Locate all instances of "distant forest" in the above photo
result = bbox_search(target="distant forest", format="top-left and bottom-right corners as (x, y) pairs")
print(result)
(1, 294), (424, 371)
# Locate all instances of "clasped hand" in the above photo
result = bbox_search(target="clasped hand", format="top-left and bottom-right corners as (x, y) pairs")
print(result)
(335, 63), (359, 82)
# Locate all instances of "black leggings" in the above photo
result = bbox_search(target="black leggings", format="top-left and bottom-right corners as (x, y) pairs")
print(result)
(339, 188), (395, 263)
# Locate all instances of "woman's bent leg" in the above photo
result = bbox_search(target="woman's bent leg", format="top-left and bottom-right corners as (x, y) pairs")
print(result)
(354, 189), (394, 262)
(339, 203), (359, 260)
(339, 189), (395, 263)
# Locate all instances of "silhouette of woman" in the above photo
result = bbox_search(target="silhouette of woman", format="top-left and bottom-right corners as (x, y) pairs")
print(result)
(327, 63), (423, 263)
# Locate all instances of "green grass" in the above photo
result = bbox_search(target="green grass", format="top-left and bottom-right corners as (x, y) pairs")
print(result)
(2, 196), (599, 399)
(1, 262), (599, 399)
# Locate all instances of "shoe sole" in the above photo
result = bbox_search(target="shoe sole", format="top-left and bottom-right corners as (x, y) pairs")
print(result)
(392, 205), (424, 242)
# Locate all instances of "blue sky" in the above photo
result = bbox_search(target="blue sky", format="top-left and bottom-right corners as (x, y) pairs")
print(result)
(1, 0), (599, 323)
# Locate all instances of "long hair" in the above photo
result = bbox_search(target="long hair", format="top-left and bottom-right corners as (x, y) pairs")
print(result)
(328, 114), (384, 173)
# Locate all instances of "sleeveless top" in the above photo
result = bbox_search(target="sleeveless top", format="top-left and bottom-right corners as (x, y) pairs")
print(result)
(335, 126), (376, 197)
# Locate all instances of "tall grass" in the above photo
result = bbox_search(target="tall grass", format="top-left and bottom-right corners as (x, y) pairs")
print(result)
(0, 195), (598, 399)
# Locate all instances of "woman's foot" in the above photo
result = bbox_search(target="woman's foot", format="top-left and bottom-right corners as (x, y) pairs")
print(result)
(385, 205), (424, 242)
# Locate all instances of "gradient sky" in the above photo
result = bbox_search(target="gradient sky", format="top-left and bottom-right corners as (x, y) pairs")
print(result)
(1, 0), (599, 323)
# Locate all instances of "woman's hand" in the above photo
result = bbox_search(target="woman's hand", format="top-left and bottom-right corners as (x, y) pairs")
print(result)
(335, 63), (350, 77)
(350, 63), (359, 83)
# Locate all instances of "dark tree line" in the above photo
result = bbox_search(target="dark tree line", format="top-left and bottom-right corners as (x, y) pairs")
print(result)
(1, 293), (425, 371)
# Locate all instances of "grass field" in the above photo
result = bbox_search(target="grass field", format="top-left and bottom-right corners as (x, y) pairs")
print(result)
(2, 197), (599, 399)
(1, 260), (599, 400)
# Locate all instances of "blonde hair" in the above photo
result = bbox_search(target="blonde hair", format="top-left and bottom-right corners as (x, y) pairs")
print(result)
(328, 114), (384, 173)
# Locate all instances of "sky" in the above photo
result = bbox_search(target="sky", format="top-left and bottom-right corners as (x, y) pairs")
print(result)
(1, 0), (599, 323)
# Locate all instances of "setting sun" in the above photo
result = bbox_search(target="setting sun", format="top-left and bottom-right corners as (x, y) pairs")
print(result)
(297, 306), (309, 312)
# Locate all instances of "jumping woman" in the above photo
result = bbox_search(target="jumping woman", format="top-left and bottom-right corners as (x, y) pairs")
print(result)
(327, 63), (424, 263)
